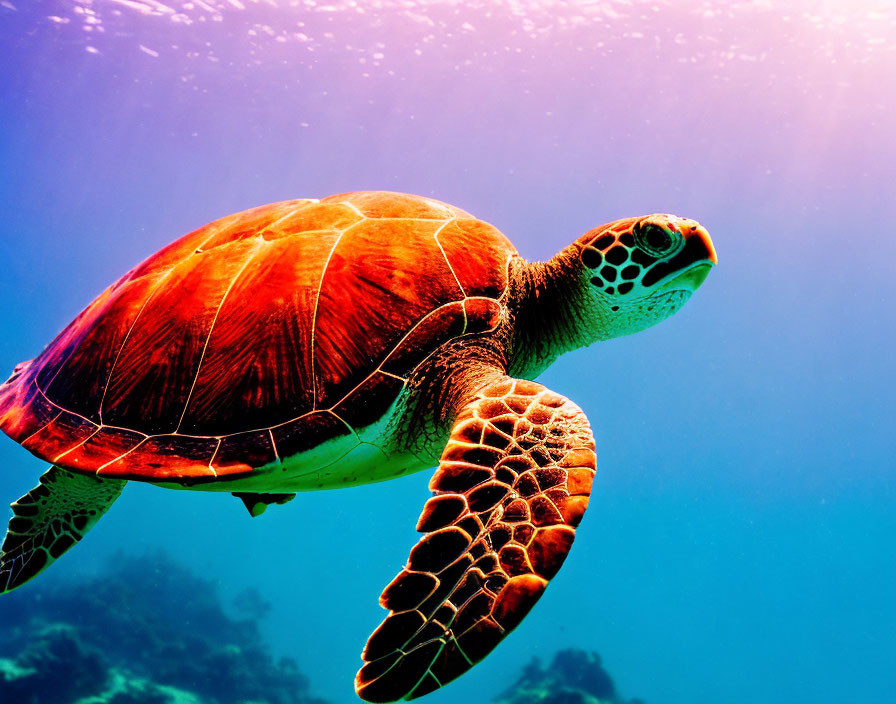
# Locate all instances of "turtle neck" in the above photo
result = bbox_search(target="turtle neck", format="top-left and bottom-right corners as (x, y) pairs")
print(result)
(506, 245), (600, 379)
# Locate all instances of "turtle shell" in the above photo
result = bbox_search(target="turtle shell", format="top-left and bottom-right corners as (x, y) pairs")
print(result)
(0, 192), (516, 481)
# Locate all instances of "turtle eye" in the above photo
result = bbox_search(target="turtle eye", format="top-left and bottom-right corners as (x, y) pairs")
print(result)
(634, 223), (678, 257)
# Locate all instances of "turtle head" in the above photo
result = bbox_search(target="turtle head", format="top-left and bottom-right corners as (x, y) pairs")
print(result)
(573, 214), (717, 340)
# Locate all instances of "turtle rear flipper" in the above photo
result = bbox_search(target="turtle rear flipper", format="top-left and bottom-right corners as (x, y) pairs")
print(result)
(232, 491), (296, 517)
(1, 466), (125, 593)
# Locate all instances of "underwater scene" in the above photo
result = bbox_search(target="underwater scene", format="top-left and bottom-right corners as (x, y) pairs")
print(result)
(0, 1), (894, 703)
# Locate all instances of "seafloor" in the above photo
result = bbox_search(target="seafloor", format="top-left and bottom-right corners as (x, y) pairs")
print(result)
(0, 552), (641, 704)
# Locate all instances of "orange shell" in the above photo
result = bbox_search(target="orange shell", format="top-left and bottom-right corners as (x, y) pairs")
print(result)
(0, 192), (517, 480)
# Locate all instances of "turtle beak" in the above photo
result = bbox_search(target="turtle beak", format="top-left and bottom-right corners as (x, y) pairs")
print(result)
(667, 220), (716, 292)
(682, 220), (717, 265)
(643, 218), (717, 292)
(659, 262), (713, 292)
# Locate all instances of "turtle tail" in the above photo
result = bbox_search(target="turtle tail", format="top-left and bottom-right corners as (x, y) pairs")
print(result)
(1, 466), (125, 593)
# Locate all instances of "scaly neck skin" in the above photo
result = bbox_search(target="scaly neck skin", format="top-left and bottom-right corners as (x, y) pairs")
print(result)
(507, 245), (604, 378)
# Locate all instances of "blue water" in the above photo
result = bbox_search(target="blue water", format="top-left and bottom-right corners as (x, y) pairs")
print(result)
(1, 2), (894, 703)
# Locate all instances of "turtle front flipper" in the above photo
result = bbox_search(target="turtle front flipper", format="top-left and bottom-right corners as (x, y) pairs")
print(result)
(1, 466), (125, 593)
(356, 378), (596, 702)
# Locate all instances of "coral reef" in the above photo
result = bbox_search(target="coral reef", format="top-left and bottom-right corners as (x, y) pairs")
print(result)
(0, 551), (328, 704)
(493, 648), (644, 704)
(0, 550), (644, 704)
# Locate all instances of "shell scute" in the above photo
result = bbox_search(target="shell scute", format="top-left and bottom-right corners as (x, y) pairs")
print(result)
(125, 199), (314, 280)
(197, 199), (323, 251)
(103, 238), (262, 435)
(312, 217), (462, 407)
(437, 219), (514, 298)
(0, 379), (52, 443)
(177, 233), (331, 436)
(331, 372), (406, 432)
(462, 297), (504, 334)
(380, 302), (466, 377)
(269, 411), (350, 461)
(211, 430), (278, 475)
(22, 411), (96, 462)
(34, 274), (160, 424)
(97, 435), (218, 480)
(54, 427), (145, 470)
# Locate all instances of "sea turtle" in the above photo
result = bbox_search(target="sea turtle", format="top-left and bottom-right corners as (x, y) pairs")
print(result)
(0, 191), (716, 701)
